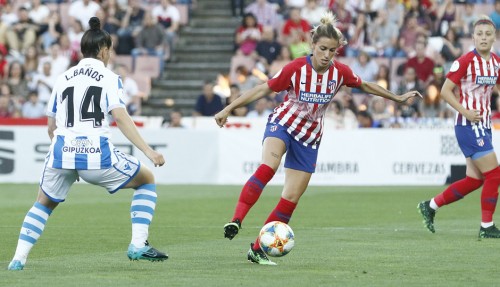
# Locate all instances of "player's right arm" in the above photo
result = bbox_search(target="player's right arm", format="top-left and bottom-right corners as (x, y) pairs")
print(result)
(214, 82), (272, 127)
(440, 79), (481, 123)
(111, 107), (165, 167)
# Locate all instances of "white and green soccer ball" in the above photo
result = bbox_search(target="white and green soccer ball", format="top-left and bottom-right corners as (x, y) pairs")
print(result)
(258, 221), (295, 257)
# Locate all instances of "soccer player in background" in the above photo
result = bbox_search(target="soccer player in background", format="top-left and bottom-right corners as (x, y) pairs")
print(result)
(214, 11), (422, 265)
(8, 17), (168, 271)
(418, 16), (500, 239)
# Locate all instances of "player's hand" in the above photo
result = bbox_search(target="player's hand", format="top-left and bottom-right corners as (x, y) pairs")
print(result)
(463, 109), (482, 123)
(145, 149), (165, 167)
(397, 90), (423, 103)
(214, 109), (230, 128)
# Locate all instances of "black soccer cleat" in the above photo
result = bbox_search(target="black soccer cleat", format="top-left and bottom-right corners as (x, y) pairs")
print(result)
(479, 224), (500, 238)
(127, 240), (168, 261)
(224, 219), (241, 240)
(418, 200), (436, 233)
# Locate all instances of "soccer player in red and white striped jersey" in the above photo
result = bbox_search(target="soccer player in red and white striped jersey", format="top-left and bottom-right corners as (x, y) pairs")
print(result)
(418, 15), (500, 238)
(215, 11), (421, 265)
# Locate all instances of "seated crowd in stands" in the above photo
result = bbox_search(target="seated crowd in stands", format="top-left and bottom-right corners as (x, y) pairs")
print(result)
(213, 0), (500, 129)
(0, 0), (187, 119)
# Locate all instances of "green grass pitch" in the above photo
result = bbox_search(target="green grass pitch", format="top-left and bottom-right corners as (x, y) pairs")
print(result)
(0, 184), (498, 286)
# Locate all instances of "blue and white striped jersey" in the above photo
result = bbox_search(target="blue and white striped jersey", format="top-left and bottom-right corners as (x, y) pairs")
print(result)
(46, 58), (126, 170)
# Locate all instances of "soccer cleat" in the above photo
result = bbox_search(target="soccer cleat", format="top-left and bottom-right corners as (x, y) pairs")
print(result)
(418, 200), (436, 233)
(247, 243), (277, 265)
(224, 219), (241, 240)
(127, 241), (168, 261)
(7, 260), (24, 271)
(479, 225), (500, 238)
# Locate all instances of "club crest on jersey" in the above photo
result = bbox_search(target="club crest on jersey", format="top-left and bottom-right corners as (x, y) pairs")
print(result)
(476, 76), (497, 85)
(477, 138), (485, 147)
(270, 125), (278, 132)
(299, 90), (333, 104)
(328, 80), (337, 91)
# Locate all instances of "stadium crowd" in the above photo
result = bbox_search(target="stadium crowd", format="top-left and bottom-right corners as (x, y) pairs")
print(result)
(0, 0), (184, 119)
(0, 0), (500, 130)
(194, 0), (500, 129)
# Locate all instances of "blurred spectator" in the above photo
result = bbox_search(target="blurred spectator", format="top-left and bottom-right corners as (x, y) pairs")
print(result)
(385, 0), (404, 28)
(405, 0), (434, 35)
(38, 42), (70, 78)
(351, 51), (378, 86)
(300, 0), (327, 27)
(244, 0), (281, 30)
(116, 0), (145, 54)
(193, 81), (225, 116)
(101, 0), (124, 35)
(1, 2), (18, 27)
(370, 10), (399, 57)
(357, 110), (378, 128)
(268, 44), (291, 77)
(436, 0), (461, 37)
(235, 13), (263, 56)
(40, 10), (63, 52)
(405, 39), (435, 86)
(7, 61), (30, 103)
(375, 64), (397, 94)
(163, 109), (185, 128)
(395, 66), (422, 118)
(254, 26), (282, 69)
(440, 27), (462, 73)
(115, 64), (145, 116)
(151, 0), (180, 62)
(490, 0), (500, 31)
(369, 97), (393, 128)
(21, 90), (45, 118)
(460, 3), (478, 38)
(26, 0), (50, 36)
(332, 0), (353, 57)
(398, 14), (428, 57)
(29, 61), (56, 105)
(281, 7), (310, 46)
(346, 12), (369, 57)
(131, 11), (166, 74)
(420, 65), (446, 118)
(0, 44), (8, 80)
(6, 7), (37, 56)
(233, 65), (264, 99)
(227, 84), (249, 116)
(246, 97), (272, 117)
(68, 0), (101, 30)
(325, 99), (358, 129)
(286, 0), (306, 9)
(0, 95), (15, 118)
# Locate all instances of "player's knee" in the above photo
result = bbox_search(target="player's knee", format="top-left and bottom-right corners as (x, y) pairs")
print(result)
(483, 166), (500, 185)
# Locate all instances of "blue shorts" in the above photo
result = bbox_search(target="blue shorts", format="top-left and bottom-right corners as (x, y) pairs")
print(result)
(263, 123), (318, 173)
(455, 125), (494, 160)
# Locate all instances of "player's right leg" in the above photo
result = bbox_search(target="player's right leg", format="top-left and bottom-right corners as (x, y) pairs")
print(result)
(224, 135), (286, 240)
(8, 168), (75, 270)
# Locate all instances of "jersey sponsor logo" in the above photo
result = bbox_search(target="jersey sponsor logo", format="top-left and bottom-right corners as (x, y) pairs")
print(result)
(476, 76), (497, 85)
(62, 138), (102, 154)
(299, 90), (333, 104)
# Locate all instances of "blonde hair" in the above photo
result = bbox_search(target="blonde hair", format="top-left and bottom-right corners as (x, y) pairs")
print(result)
(474, 15), (496, 30)
(311, 11), (347, 47)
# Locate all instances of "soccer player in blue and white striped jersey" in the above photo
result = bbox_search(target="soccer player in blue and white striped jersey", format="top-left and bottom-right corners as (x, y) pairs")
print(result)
(8, 17), (168, 271)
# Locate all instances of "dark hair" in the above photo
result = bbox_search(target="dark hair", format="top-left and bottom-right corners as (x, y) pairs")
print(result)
(80, 17), (112, 58)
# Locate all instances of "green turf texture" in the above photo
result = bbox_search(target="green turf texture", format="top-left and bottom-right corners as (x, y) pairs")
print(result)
(0, 184), (497, 286)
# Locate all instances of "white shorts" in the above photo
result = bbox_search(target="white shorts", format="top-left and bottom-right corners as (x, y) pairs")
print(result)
(40, 149), (141, 202)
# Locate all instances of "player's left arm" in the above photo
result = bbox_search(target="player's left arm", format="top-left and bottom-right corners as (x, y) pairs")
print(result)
(359, 81), (422, 103)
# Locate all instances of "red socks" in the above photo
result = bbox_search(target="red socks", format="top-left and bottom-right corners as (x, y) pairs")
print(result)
(232, 164), (275, 222)
(434, 176), (483, 207)
(253, 197), (297, 251)
(481, 167), (500, 223)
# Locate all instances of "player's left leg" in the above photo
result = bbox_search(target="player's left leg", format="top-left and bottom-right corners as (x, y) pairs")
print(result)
(473, 152), (500, 238)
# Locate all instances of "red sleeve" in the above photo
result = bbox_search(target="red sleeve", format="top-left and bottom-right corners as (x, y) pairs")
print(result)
(267, 60), (299, 92)
(446, 54), (470, 86)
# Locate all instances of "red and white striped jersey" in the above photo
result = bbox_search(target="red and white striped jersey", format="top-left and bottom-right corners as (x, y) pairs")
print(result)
(267, 55), (362, 148)
(447, 49), (500, 128)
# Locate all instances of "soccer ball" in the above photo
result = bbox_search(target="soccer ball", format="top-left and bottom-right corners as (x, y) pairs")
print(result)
(258, 221), (295, 257)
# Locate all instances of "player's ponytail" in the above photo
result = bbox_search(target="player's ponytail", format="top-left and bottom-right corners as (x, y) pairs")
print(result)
(80, 17), (112, 58)
(310, 11), (347, 49)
